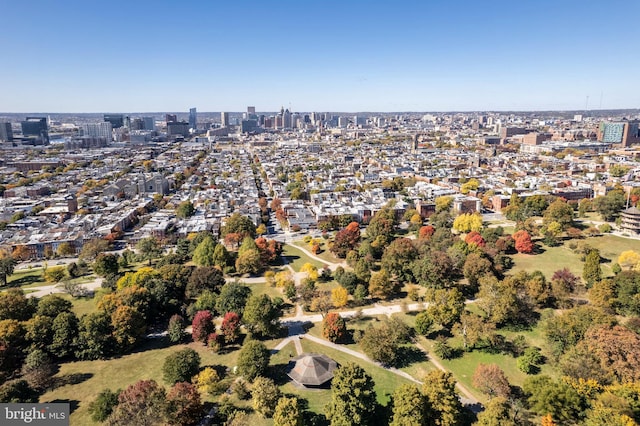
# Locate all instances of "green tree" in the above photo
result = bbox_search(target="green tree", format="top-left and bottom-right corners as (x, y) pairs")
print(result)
(186, 266), (225, 298)
(212, 243), (230, 269)
(381, 238), (418, 283)
(523, 375), (583, 423)
(543, 199), (574, 230)
(243, 294), (281, 338)
(390, 384), (430, 426)
(475, 397), (516, 426)
(583, 249), (602, 286)
(235, 249), (262, 275)
(273, 396), (302, 426)
(216, 281), (251, 316)
(176, 200), (196, 219)
(162, 348), (201, 385)
(49, 311), (78, 358)
(422, 370), (463, 426)
(21, 349), (55, 390)
(75, 311), (115, 360)
(88, 388), (120, 423)
(222, 213), (257, 239)
(424, 288), (465, 329)
(0, 288), (34, 321)
(325, 362), (377, 426)
(192, 235), (217, 267)
(594, 190), (626, 221)
(366, 206), (398, 248)
(0, 256), (17, 286)
(93, 253), (119, 277)
(36, 294), (72, 318)
(251, 377), (281, 418)
(368, 269), (395, 300)
(136, 237), (162, 266)
(79, 238), (110, 261)
(0, 379), (39, 403)
(167, 314), (186, 343)
(237, 340), (270, 381)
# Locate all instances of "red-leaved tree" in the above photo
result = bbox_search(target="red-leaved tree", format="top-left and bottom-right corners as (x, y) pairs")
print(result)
(191, 311), (214, 344)
(166, 382), (203, 426)
(330, 222), (361, 258)
(512, 230), (534, 254)
(465, 231), (486, 247)
(322, 312), (347, 343)
(220, 312), (241, 344)
(418, 225), (435, 240)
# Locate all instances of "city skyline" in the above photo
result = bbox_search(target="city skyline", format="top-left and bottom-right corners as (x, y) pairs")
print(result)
(1, 0), (639, 113)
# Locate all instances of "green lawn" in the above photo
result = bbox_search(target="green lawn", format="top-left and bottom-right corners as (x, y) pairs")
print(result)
(41, 336), (281, 425)
(7, 268), (47, 288)
(281, 244), (327, 271)
(291, 240), (341, 265)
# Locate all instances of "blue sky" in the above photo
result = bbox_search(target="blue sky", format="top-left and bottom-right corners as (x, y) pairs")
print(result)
(1, 0), (639, 112)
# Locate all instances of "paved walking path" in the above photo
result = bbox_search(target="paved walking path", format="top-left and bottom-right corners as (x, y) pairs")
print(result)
(25, 277), (104, 298)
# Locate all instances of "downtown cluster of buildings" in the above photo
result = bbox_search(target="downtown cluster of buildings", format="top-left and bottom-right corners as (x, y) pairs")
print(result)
(1, 107), (640, 259)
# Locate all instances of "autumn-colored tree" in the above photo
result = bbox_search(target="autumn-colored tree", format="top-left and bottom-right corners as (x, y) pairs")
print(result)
(390, 384), (431, 426)
(422, 370), (463, 426)
(453, 311), (495, 350)
(464, 231), (486, 247)
(513, 230), (534, 254)
(193, 367), (220, 396)
(381, 238), (418, 283)
(452, 213), (483, 233)
(322, 312), (347, 343)
(368, 269), (395, 300)
(111, 305), (146, 352)
(220, 312), (241, 343)
(618, 250), (640, 270)
(251, 377), (281, 418)
(582, 324), (640, 383)
(107, 380), (167, 425)
(325, 363), (377, 426)
(11, 245), (30, 261)
(300, 263), (319, 281)
(473, 363), (511, 398)
(255, 237), (281, 265)
(583, 249), (602, 286)
(418, 225), (435, 240)
(331, 286), (349, 308)
(463, 253), (493, 289)
(330, 222), (361, 258)
(166, 382), (203, 426)
(191, 310), (215, 344)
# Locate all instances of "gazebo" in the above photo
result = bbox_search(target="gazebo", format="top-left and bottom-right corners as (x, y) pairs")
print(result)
(287, 353), (338, 388)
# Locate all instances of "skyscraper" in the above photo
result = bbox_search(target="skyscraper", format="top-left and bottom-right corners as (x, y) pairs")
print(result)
(221, 112), (229, 127)
(166, 114), (177, 123)
(0, 122), (13, 142)
(189, 108), (197, 130)
(81, 122), (112, 140)
(247, 106), (256, 115)
(142, 117), (155, 131)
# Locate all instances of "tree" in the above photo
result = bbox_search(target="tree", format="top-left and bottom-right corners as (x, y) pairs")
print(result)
(37, 294), (72, 318)
(222, 213), (256, 239)
(194, 367), (221, 396)
(412, 251), (456, 288)
(235, 249), (262, 275)
(192, 236), (217, 267)
(0, 288), (34, 321)
(462, 253), (493, 289)
(243, 294), (281, 338)
(368, 269), (395, 300)
(512, 230), (533, 254)
(475, 397), (516, 426)
(79, 238), (110, 261)
(359, 318), (411, 366)
(325, 362), (377, 426)
(582, 324), (640, 383)
(186, 266), (225, 298)
(192, 310), (215, 344)
(163, 348), (201, 385)
(473, 364), (511, 398)
(0, 256), (17, 286)
(583, 249), (602, 286)
(251, 376), (281, 418)
(110, 305), (146, 352)
(418, 225), (435, 240)
(0, 380), (39, 403)
(93, 253), (119, 277)
(75, 311), (115, 360)
(544, 199), (574, 230)
(424, 288), (465, 329)
(366, 206), (398, 248)
(166, 382), (203, 426)
(618, 250), (640, 270)
(49, 311), (78, 358)
(220, 311), (241, 343)
(613, 270), (640, 316)
(543, 305), (615, 357)
(381, 238), (418, 283)
(465, 231), (486, 247)
(594, 190), (625, 221)
(331, 286), (349, 308)
(176, 200), (196, 219)
(107, 379), (167, 426)
(21, 349), (55, 390)
(523, 376), (583, 423)
(331, 222), (361, 258)
(453, 311), (494, 351)
(415, 311), (434, 336)
(322, 312), (347, 343)
(390, 383), (430, 426)
(167, 314), (186, 344)
(88, 388), (120, 423)
(435, 196), (453, 213)
(422, 370), (463, 426)
(237, 340), (270, 381)
(136, 237), (162, 266)
(56, 242), (76, 257)
(300, 262), (319, 281)
(44, 266), (67, 283)
(517, 347), (544, 374)
(216, 281), (251, 316)
(452, 213), (483, 233)
(212, 243), (230, 269)
(273, 396), (302, 426)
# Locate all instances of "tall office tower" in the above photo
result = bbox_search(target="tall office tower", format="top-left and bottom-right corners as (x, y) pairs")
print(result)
(189, 108), (197, 130)
(81, 122), (113, 140)
(21, 117), (49, 144)
(338, 116), (348, 128)
(124, 116), (131, 129)
(274, 115), (283, 129)
(221, 112), (229, 127)
(143, 117), (155, 131)
(166, 114), (177, 123)
(0, 122), (13, 142)
(247, 106), (256, 115)
(283, 109), (291, 128)
(104, 114), (124, 128)
(130, 118), (144, 130)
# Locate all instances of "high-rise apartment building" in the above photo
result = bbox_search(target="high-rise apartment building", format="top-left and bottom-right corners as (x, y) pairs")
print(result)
(81, 122), (113, 140)
(247, 106), (256, 115)
(598, 121), (640, 147)
(166, 114), (177, 123)
(0, 122), (13, 142)
(143, 117), (155, 131)
(189, 108), (197, 130)
(221, 112), (229, 127)
(104, 114), (124, 128)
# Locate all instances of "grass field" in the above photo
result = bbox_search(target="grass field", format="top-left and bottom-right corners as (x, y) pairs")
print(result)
(7, 268), (47, 288)
(281, 244), (327, 271)
(291, 240), (342, 265)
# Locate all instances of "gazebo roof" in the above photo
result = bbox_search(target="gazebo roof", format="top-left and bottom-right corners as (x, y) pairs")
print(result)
(287, 353), (338, 386)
